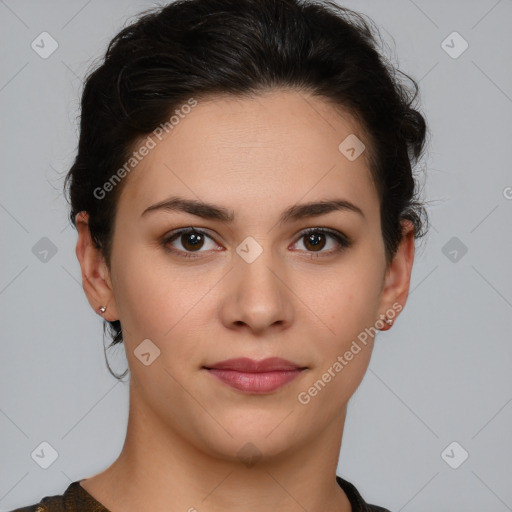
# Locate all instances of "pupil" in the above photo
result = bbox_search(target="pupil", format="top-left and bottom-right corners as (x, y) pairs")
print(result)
(183, 232), (203, 250)
(306, 233), (325, 251)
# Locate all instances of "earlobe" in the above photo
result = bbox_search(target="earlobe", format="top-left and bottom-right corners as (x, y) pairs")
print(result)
(378, 220), (415, 329)
(75, 211), (119, 321)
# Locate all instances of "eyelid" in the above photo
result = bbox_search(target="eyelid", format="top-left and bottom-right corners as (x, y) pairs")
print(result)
(162, 226), (218, 248)
(296, 227), (351, 245)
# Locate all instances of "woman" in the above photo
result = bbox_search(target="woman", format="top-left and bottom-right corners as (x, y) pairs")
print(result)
(11, 0), (427, 510)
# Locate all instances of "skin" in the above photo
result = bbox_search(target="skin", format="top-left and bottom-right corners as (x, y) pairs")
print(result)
(75, 88), (415, 512)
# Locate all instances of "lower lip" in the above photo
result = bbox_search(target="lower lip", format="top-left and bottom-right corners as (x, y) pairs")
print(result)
(206, 368), (304, 393)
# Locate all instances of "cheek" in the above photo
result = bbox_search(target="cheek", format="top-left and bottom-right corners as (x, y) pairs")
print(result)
(317, 255), (385, 335)
(113, 263), (195, 342)
(108, 237), (175, 341)
(296, 283), (380, 421)
(298, 249), (385, 405)
(110, 239), (222, 363)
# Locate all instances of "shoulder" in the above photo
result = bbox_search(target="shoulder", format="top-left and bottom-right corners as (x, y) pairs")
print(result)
(336, 475), (392, 512)
(7, 496), (64, 512)
(6, 481), (102, 512)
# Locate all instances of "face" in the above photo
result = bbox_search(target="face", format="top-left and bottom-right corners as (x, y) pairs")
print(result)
(77, 89), (414, 462)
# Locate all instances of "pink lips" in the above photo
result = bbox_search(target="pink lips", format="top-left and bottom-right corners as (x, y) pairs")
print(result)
(204, 357), (306, 394)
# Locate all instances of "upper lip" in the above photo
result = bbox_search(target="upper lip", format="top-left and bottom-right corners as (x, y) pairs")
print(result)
(204, 357), (305, 372)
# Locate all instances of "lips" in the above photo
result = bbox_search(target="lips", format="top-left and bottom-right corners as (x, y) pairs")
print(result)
(204, 357), (306, 394)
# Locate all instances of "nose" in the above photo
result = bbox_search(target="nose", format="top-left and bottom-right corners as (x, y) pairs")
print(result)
(219, 249), (294, 335)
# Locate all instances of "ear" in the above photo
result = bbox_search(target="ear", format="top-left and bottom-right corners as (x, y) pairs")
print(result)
(377, 220), (415, 329)
(75, 211), (119, 321)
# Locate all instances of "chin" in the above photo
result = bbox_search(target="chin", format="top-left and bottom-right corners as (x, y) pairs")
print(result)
(192, 415), (305, 464)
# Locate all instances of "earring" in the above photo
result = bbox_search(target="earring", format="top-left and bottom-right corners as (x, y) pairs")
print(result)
(99, 306), (107, 314)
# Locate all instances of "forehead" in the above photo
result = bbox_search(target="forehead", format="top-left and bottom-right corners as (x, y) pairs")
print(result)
(118, 89), (378, 220)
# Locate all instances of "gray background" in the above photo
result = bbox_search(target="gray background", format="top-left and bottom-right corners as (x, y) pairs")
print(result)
(1, 1), (511, 511)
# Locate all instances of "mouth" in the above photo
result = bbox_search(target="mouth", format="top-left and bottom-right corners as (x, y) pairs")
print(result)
(203, 357), (307, 394)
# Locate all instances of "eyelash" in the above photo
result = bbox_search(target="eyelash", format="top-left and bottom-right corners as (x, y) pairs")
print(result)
(161, 227), (352, 260)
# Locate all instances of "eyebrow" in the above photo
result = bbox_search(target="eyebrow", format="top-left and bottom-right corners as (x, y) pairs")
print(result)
(141, 196), (364, 223)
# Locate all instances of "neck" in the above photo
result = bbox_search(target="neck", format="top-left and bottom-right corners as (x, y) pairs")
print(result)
(80, 382), (352, 512)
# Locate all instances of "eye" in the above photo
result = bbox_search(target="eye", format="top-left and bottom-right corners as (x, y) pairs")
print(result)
(162, 228), (220, 258)
(291, 227), (351, 257)
(162, 226), (352, 260)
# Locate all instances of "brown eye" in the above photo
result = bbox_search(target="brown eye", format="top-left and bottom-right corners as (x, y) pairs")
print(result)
(163, 228), (218, 258)
(292, 228), (351, 256)
(179, 231), (205, 251)
(302, 231), (327, 252)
